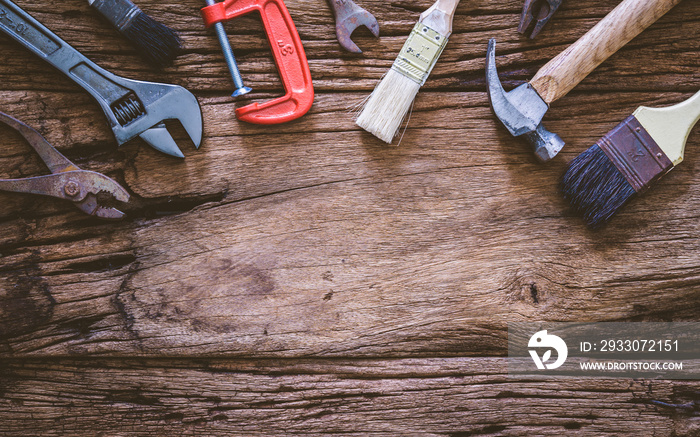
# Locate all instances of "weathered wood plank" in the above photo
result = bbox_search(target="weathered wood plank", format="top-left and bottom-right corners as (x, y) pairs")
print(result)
(1, 358), (699, 436)
(1, 0), (699, 434)
(0, 53), (698, 356)
(2, 127), (700, 357)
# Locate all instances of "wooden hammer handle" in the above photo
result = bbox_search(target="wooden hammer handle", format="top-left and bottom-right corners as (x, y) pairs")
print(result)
(530, 0), (683, 105)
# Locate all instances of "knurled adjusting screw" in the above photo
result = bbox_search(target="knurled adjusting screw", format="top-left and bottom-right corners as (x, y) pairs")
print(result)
(64, 181), (81, 197)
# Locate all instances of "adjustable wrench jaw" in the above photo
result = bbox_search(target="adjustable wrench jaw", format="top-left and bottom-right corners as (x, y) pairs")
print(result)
(113, 79), (203, 159)
(77, 70), (203, 159)
(485, 39), (564, 162)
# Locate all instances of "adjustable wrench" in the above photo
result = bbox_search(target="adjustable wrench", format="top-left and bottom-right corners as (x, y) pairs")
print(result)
(326, 0), (379, 53)
(0, 0), (203, 158)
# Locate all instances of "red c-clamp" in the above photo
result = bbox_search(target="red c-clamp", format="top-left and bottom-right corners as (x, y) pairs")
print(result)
(202, 0), (314, 124)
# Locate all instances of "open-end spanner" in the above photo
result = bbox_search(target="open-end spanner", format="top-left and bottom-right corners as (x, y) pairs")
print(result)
(0, 0), (203, 158)
(0, 111), (130, 219)
(326, 0), (379, 53)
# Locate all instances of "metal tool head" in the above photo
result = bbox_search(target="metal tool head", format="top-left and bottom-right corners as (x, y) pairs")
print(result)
(50, 171), (131, 219)
(518, 0), (563, 39)
(330, 0), (380, 53)
(0, 111), (130, 219)
(485, 39), (564, 162)
(102, 76), (203, 158)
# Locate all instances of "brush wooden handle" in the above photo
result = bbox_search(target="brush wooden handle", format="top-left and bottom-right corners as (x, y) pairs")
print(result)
(420, 0), (461, 37)
(530, 0), (683, 105)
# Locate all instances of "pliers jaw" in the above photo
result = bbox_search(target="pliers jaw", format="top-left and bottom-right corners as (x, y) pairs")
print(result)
(0, 112), (130, 219)
(75, 195), (127, 220)
(51, 171), (130, 219)
(518, 0), (563, 39)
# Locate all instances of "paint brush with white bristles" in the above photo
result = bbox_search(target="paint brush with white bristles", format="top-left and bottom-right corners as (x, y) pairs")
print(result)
(88, 0), (182, 67)
(561, 91), (700, 228)
(356, 0), (460, 143)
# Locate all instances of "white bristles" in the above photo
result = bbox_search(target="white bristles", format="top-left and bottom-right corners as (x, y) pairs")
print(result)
(356, 69), (421, 144)
(354, 0), (459, 144)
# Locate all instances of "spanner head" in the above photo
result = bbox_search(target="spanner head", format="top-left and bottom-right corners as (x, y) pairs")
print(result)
(485, 39), (564, 162)
(136, 85), (203, 158)
(106, 77), (203, 158)
(335, 7), (380, 53)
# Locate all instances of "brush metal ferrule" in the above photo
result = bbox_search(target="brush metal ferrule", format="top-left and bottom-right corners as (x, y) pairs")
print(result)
(391, 23), (449, 86)
(91, 0), (141, 31)
(598, 115), (673, 193)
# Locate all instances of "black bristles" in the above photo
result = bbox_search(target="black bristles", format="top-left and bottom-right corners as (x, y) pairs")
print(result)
(560, 145), (637, 228)
(121, 12), (182, 67)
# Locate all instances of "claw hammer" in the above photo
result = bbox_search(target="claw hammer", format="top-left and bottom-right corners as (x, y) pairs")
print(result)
(486, 0), (683, 162)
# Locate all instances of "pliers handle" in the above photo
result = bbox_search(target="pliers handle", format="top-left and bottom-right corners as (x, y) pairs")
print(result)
(0, 112), (129, 219)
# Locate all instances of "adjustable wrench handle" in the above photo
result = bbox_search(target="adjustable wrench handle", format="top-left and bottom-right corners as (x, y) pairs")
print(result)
(530, 0), (682, 104)
(0, 0), (132, 132)
(202, 0), (314, 124)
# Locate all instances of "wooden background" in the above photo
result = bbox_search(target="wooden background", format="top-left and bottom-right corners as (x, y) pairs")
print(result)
(1, 0), (699, 434)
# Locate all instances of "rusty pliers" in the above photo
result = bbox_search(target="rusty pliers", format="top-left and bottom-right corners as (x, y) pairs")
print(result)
(518, 0), (563, 39)
(0, 112), (129, 219)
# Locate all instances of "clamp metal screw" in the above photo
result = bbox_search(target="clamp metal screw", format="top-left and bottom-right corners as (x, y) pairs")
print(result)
(204, 0), (252, 98)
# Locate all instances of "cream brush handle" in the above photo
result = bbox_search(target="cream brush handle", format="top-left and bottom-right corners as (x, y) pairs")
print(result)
(420, 0), (461, 37)
(634, 91), (700, 165)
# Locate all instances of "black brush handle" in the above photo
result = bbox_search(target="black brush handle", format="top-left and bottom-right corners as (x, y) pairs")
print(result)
(89, 0), (141, 31)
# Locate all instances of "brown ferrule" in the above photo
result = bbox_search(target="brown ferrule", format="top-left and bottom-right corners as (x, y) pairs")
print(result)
(597, 115), (673, 193)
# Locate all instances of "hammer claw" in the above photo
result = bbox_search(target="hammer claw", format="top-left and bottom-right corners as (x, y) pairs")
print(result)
(485, 39), (564, 162)
(486, 39), (543, 136)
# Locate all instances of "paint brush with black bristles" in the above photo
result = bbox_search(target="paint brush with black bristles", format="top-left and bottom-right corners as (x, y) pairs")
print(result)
(561, 91), (700, 228)
(88, 0), (182, 67)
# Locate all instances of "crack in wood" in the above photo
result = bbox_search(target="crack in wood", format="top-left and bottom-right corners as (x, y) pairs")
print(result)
(0, 252), (55, 340)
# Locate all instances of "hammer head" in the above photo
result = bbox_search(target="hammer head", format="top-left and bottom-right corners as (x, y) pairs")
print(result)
(485, 39), (564, 162)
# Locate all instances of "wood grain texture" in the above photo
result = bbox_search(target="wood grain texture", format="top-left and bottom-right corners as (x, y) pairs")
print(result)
(0, 0), (699, 434)
(1, 358), (700, 436)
